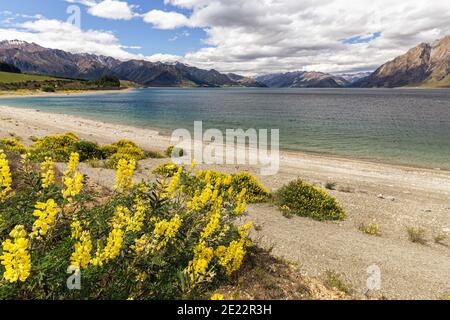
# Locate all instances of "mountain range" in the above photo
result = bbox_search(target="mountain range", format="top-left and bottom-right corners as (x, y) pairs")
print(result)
(0, 40), (264, 88)
(0, 35), (449, 88)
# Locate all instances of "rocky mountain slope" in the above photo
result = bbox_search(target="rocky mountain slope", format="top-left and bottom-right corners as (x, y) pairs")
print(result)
(255, 71), (349, 88)
(0, 40), (264, 87)
(356, 35), (450, 88)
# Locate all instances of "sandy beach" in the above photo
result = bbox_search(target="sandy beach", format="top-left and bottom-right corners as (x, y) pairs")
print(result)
(0, 104), (449, 299)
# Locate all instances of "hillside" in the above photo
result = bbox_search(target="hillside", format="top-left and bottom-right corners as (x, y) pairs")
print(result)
(255, 71), (349, 88)
(0, 71), (61, 83)
(0, 40), (264, 88)
(356, 35), (450, 88)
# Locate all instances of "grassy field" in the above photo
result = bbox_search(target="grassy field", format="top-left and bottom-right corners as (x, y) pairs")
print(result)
(0, 71), (63, 83)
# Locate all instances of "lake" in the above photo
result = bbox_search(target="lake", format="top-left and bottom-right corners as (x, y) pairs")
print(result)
(1, 87), (450, 169)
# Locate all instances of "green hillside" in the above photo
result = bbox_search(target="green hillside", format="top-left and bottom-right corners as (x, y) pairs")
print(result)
(0, 71), (62, 83)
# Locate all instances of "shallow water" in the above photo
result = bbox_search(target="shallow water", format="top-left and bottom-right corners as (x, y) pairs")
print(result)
(1, 87), (450, 169)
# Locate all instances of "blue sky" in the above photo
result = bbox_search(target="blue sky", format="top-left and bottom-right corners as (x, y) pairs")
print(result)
(0, 0), (449, 75)
(0, 0), (206, 56)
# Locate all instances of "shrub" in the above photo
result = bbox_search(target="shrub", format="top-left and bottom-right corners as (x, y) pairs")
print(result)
(103, 140), (145, 168)
(325, 182), (336, 190)
(30, 133), (79, 162)
(407, 227), (427, 245)
(153, 163), (182, 178)
(0, 139), (28, 154)
(196, 170), (269, 203)
(41, 84), (56, 92)
(230, 173), (270, 203)
(71, 140), (105, 161)
(359, 223), (381, 236)
(165, 145), (184, 158)
(434, 234), (448, 245)
(275, 179), (345, 221)
(0, 152), (253, 299)
(144, 150), (165, 159)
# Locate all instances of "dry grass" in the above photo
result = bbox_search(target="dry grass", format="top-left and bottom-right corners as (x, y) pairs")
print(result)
(406, 227), (427, 245)
(216, 246), (349, 300)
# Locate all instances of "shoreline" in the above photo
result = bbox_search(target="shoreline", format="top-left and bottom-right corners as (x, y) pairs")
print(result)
(1, 103), (449, 299)
(0, 87), (136, 99)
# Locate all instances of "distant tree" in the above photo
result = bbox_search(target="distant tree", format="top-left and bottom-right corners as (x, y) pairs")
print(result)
(95, 75), (121, 88)
(0, 61), (21, 73)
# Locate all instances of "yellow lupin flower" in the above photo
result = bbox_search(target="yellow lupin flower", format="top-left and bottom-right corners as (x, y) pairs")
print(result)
(0, 225), (31, 283)
(63, 173), (83, 201)
(70, 220), (83, 240)
(40, 157), (55, 188)
(114, 159), (136, 193)
(64, 152), (80, 177)
(233, 188), (247, 215)
(165, 167), (182, 196)
(31, 199), (60, 238)
(215, 223), (252, 275)
(186, 241), (214, 285)
(70, 231), (92, 269)
(0, 150), (13, 202)
(211, 293), (225, 300)
(91, 228), (124, 266)
(151, 215), (182, 251)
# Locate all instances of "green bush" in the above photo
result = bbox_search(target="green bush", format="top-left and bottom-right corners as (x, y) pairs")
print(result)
(196, 170), (269, 203)
(71, 140), (105, 161)
(30, 133), (80, 162)
(153, 162), (182, 178)
(103, 140), (145, 168)
(231, 172), (270, 203)
(165, 145), (184, 158)
(0, 139), (28, 154)
(275, 179), (345, 221)
(41, 84), (56, 92)
(144, 150), (165, 159)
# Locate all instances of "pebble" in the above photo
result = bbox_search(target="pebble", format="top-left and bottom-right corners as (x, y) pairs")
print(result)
(377, 194), (384, 199)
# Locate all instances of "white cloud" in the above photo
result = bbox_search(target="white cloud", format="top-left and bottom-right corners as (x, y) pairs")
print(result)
(156, 0), (450, 75)
(143, 10), (191, 29)
(87, 0), (135, 20)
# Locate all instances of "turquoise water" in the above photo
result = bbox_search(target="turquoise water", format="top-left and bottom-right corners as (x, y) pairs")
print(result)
(1, 88), (450, 169)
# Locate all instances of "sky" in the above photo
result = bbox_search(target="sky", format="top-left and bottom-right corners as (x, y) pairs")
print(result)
(0, 0), (449, 76)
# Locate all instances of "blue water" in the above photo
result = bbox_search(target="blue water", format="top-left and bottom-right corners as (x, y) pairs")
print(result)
(1, 88), (450, 169)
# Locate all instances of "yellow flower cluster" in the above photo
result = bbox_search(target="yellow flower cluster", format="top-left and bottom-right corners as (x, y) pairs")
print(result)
(112, 203), (146, 233)
(70, 231), (92, 269)
(233, 188), (247, 215)
(0, 150), (13, 202)
(165, 167), (183, 196)
(152, 215), (183, 251)
(91, 228), (124, 266)
(40, 157), (55, 189)
(114, 159), (136, 193)
(63, 173), (83, 201)
(64, 152), (80, 177)
(215, 223), (252, 275)
(31, 199), (60, 238)
(71, 220), (83, 240)
(188, 186), (219, 212)
(211, 293), (225, 300)
(0, 225), (31, 283)
(186, 241), (214, 285)
(63, 153), (83, 201)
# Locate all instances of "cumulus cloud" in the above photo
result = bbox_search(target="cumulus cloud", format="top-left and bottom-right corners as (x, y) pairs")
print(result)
(87, 0), (135, 20)
(143, 10), (191, 29)
(156, 0), (450, 75)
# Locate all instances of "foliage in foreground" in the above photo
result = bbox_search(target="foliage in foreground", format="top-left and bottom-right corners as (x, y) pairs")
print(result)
(153, 163), (270, 203)
(0, 133), (161, 168)
(275, 179), (345, 221)
(0, 150), (252, 299)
